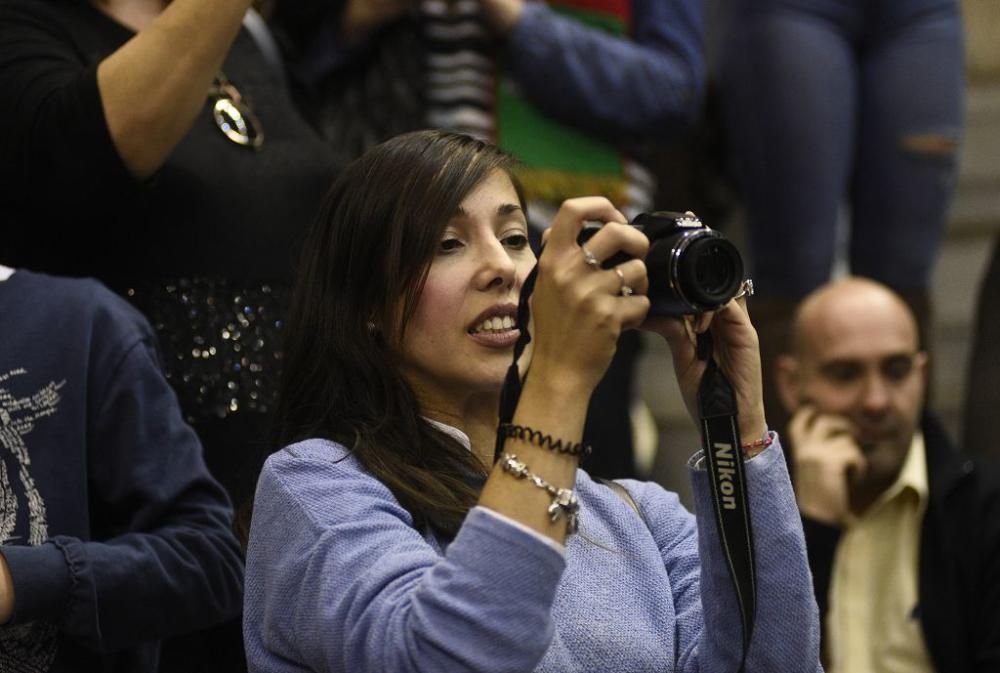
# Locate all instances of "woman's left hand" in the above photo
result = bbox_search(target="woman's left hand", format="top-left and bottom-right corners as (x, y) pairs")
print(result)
(644, 296), (767, 445)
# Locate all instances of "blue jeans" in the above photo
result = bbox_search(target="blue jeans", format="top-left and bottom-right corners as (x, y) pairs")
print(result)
(718, 0), (964, 298)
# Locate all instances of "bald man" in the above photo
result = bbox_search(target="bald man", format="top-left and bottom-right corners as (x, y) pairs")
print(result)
(775, 277), (1000, 673)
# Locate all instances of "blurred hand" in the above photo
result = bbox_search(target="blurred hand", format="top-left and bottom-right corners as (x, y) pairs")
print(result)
(788, 405), (867, 526)
(529, 198), (649, 396)
(646, 297), (767, 448)
(479, 0), (525, 35)
(341, 0), (412, 43)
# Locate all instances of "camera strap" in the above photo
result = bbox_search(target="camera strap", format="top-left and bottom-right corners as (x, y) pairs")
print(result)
(696, 333), (757, 672)
(495, 256), (757, 672)
(494, 257), (540, 460)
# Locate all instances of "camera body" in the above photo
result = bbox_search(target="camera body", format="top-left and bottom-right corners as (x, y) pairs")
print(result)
(577, 211), (744, 317)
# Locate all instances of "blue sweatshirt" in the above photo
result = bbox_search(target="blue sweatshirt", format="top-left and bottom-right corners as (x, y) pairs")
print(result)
(0, 270), (244, 672)
(244, 433), (822, 672)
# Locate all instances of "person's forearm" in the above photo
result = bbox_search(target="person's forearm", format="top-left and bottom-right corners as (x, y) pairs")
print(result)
(96, 0), (252, 179)
(501, 1), (705, 138)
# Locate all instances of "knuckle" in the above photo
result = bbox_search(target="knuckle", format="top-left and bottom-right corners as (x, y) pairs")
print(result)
(553, 266), (577, 290)
(583, 290), (604, 312)
(594, 196), (615, 211)
(633, 231), (650, 254)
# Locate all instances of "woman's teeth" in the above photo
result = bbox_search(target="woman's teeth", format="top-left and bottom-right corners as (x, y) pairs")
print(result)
(472, 315), (516, 333)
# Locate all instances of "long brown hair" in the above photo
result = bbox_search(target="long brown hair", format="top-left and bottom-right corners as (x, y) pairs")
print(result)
(270, 130), (525, 535)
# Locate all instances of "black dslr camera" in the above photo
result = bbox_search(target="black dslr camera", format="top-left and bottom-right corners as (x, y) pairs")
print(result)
(577, 211), (744, 317)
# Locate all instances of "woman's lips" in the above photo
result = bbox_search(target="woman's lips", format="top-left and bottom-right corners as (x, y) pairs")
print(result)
(467, 311), (519, 348)
(468, 328), (521, 348)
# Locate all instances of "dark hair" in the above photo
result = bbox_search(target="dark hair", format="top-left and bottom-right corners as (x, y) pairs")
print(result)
(269, 130), (524, 535)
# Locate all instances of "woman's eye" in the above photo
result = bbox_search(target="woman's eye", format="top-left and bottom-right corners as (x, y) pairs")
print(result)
(503, 234), (528, 250)
(439, 238), (463, 252)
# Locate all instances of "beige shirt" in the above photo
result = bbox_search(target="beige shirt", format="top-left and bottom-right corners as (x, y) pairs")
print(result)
(827, 433), (933, 673)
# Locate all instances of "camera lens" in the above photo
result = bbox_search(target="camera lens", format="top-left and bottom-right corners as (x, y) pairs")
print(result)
(676, 234), (743, 308)
(695, 242), (736, 294)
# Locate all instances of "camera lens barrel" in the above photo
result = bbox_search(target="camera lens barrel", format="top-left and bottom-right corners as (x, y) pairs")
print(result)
(576, 211), (744, 317)
(664, 230), (743, 312)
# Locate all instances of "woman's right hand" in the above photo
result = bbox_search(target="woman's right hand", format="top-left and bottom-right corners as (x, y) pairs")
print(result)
(485, 198), (648, 542)
(527, 197), (650, 396)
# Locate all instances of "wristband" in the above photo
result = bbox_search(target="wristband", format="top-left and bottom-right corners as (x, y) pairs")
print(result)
(499, 423), (592, 458)
(741, 431), (774, 456)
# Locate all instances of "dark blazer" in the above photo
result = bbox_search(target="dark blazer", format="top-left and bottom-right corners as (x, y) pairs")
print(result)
(802, 413), (1000, 672)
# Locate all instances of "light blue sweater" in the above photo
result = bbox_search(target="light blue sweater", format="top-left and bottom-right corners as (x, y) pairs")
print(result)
(244, 436), (822, 672)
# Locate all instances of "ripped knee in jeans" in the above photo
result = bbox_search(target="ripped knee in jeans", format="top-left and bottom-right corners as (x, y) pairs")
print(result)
(900, 132), (959, 157)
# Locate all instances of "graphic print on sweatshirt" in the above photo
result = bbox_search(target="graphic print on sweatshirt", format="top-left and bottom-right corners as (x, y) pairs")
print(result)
(1, 368), (62, 672)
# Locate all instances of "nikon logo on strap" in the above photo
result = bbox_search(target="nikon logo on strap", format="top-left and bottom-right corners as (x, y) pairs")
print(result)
(713, 442), (738, 510)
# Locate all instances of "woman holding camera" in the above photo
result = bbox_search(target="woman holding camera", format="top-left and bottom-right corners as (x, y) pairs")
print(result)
(242, 130), (822, 673)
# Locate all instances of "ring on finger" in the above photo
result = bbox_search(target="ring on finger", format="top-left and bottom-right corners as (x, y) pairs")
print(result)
(614, 267), (634, 297)
(733, 278), (754, 300)
(582, 245), (600, 269)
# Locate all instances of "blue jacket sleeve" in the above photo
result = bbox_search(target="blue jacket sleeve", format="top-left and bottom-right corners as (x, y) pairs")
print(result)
(244, 442), (567, 673)
(3, 303), (244, 651)
(686, 437), (824, 671)
(502, 0), (705, 140)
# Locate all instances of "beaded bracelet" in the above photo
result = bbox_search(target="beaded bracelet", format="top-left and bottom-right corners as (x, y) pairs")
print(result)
(499, 423), (592, 458)
(740, 431), (774, 456)
(499, 453), (580, 535)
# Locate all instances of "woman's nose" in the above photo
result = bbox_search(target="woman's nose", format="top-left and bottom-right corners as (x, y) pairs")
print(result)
(477, 239), (517, 291)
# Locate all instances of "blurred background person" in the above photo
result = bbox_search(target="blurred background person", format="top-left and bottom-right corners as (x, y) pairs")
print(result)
(0, 267), (244, 673)
(776, 277), (1000, 672)
(716, 0), (964, 437)
(0, 0), (338, 669)
(0, 0), (336, 502)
